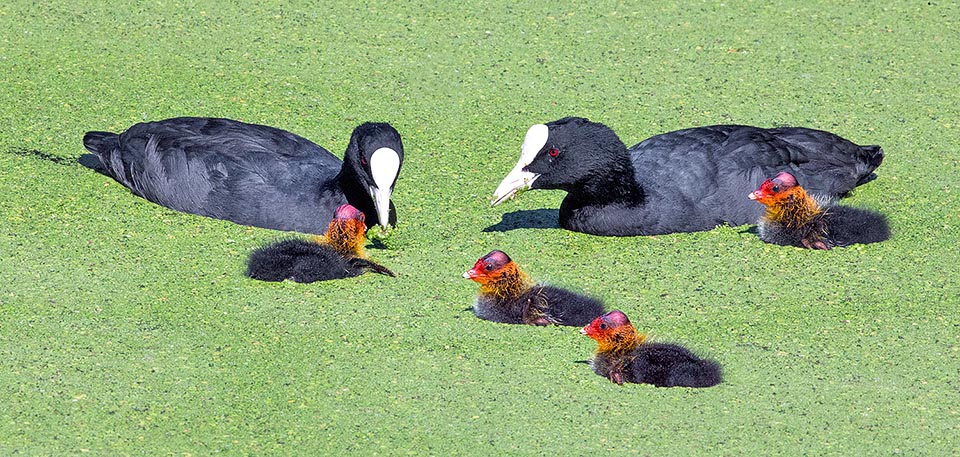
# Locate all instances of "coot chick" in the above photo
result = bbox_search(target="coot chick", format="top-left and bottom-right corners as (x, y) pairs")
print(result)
(246, 204), (395, 282)
(748, 171), (890, 250)
(580, 310), (722, 387)
(462, 250), (604, 326)
(492, 117), (883, 236)
(83, 118), (403, 233)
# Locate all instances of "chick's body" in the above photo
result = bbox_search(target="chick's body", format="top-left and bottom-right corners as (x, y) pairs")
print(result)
(463, 250), (604, 327)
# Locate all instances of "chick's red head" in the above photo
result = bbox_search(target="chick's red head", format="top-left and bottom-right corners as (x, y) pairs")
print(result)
(462, 250), (512, 283)
(334, 204), (365, 222)
(325, 204), (368, 256)
(580, 310), (632, 340)
(748, 171), (799, 205)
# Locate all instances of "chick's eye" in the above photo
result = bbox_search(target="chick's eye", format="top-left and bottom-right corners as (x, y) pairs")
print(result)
(772, 185), (780, 193)
(547, 148), (560, 158)
(599, 323), (607, 330)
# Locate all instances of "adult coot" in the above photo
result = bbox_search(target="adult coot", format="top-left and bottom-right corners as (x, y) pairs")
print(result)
(82, 118), (403, 233)
(492, 117), (882, 236)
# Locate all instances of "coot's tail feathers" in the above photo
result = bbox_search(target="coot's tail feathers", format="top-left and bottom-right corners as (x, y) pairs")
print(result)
(548, 298), (606, 327)
(773, 128), (884, 195)
(860, 145), (884, 169)
(349, 258), (396, 277)
(853, 145), (884, 186)
(80, 131), (120, 173)
(82, 131), (119, 155)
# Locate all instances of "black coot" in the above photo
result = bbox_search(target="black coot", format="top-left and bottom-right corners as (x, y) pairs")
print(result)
(492, 117), (882, 236)
(82, 118), (403, 234)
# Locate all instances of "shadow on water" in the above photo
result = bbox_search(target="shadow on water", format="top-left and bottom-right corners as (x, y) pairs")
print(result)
(78, 153), (108, 173)
(482, 208), (560, 232)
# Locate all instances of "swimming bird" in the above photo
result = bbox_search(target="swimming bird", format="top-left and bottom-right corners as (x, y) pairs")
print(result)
(580, 310), (721, 387)
(748, 171), (890, 249)
(462, 250), (605, 326)
(246, 204), (395, 282)
(492, 117), (883, 236)
(82, 117), (403, 233)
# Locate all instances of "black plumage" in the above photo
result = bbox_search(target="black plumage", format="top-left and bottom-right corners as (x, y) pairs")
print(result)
(472, 284), (606, 327)
(82, 117), (403, 233)
(581, 310), (721, 388)
(492, 117), (883, 236)
(245, 239), (394, 283)
(589, 343), (723, 388)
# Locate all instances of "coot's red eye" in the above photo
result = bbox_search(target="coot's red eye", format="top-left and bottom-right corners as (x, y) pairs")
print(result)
(361, 157), (368, 166)
(547, 148), (560, 157)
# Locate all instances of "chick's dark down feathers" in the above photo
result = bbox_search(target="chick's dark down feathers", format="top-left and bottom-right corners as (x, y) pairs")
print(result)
(761, 205), (890, 248)
(246, 239), (393, 283)
(473, 285), (605, 327)
(590, 343), (723, 388)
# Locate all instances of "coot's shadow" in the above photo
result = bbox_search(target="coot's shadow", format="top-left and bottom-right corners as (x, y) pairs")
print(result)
(482, 209), (560, 232)
(78, 154), (108, 174)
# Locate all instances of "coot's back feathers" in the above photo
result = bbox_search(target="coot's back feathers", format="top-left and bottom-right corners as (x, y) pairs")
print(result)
(536, 286), (607, 327)
(471, 284), (605, 327)
(493, 117), (883, 236)
(82, 117), (403, 233)
(821, 206), (891, 246)
(758, 206), (891, 249)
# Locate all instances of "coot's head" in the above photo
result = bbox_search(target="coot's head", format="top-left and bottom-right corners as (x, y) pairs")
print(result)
(580, 310), (645, 351)
(748, 171), (799, 206)
(491, 117), (626, 205)
(343, 122), (404, 228)
(462, 249), (513, 283)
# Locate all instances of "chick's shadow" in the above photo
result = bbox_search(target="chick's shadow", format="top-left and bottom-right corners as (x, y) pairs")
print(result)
(482, 209), (560, 232)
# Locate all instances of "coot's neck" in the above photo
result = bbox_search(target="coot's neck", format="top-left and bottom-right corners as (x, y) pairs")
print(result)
(575, 151), (645, 206)
(335, 166), (380, 229)
(313, 218), (367, 258)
